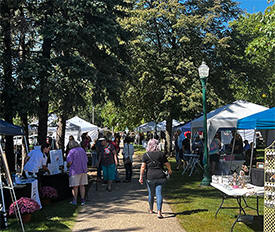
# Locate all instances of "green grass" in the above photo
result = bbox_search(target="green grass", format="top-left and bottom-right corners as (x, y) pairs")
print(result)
(134, 144), (146, 157)
(3, 199), (79, 232)
(164, 159), (263, 232)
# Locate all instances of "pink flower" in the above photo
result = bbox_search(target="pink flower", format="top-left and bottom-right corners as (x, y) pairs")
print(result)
(9, 197), (40, 215)
(40, 186), (58, 199)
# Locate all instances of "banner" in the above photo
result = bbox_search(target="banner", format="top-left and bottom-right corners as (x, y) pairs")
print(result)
(31, 179), (42, 208)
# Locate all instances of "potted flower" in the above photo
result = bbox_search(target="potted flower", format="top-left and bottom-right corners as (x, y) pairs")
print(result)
(40, 186), (58, 205)
(9, 197), (40, 223)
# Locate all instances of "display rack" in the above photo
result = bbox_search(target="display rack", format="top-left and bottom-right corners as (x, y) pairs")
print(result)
(264, 140), (275, 232)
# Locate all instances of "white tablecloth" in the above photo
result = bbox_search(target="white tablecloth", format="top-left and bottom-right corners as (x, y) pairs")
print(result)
(211, 182), (264, 197)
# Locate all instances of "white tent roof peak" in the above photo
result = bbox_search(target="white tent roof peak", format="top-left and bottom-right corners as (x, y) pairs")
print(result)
(67, 116), (97, 133)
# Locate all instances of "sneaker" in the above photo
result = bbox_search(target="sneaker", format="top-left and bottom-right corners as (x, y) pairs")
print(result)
(70, 200), (77, 206)
(80, 199), (86, 206)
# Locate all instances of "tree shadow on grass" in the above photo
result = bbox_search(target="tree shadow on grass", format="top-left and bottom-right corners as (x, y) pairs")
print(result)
(244, 215), (263, 232)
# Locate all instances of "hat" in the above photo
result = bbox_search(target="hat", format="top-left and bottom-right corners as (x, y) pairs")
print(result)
(98, 137), (106, 141)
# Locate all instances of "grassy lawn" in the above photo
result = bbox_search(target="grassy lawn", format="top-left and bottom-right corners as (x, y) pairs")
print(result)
(3, 199), (79, 232)
(133, 144), (146, 154)
(164, 158), (263, 232)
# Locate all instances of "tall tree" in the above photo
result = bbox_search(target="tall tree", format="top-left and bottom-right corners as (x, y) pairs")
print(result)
(222, 4), (274, 107)
(121, 0), (240, 154)
(48, 0), (131, 150)
(0, 0), (20, 170)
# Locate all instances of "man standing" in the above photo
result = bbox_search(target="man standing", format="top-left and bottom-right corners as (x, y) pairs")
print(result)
(67, 140), (88, 206)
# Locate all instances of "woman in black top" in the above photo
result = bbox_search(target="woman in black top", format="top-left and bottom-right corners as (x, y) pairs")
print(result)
(139, 139), (172, 219)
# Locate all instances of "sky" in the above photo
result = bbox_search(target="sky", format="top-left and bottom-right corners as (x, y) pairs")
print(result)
(237, 0), (273, 13)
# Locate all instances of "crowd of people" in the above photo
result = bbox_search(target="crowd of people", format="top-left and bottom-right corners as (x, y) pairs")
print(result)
(22, 128), (257, 211)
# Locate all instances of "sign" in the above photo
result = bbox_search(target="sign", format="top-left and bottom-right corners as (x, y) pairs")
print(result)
(49, 150), (63, 166)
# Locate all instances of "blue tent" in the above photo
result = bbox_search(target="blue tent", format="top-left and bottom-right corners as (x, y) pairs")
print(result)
(0, 119), (24, 136)
(237, 107), (275, 130)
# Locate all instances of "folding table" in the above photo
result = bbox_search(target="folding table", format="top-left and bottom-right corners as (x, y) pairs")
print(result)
(211, 182), (264, 232)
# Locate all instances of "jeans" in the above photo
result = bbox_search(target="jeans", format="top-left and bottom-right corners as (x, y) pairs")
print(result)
(146, 179), (166, 211)
(124, 162), (132, 180)
(175, 150), (179, 163)
(97, 164), (102, 179)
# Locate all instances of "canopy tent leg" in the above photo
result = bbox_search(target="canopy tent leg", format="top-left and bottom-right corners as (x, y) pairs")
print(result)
(20, 136), (29, 175)
(248, 130), (256, 178)
(0, 140), (24, 232)
(229, 132), (236, 173)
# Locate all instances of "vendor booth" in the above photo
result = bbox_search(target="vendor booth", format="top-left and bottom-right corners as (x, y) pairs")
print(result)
(191, 100), (268, 149)
(237, 107), (275, 231)
(66, 116), (98, 145)
(210, 107), (275, 231)
(0, 120), (26, 230)
(191, 100), (268, 175)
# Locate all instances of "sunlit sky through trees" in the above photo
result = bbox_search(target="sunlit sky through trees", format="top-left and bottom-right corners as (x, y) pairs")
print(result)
(238, 0), (273, 13)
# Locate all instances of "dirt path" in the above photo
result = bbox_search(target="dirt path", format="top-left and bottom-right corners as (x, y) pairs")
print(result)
(73, 155), (186, 232)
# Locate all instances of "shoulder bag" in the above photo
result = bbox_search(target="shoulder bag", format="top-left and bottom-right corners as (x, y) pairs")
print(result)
(146, 153), (170, 180)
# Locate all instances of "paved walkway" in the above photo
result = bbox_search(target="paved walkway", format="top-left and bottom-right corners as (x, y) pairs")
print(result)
(73, 156), (185, 232)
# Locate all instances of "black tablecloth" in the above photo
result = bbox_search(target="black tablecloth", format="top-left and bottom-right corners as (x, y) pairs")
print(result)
(40, 173), (72, 201)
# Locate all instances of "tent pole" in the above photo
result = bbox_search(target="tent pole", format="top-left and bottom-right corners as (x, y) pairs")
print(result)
(20, 136), (29, 175)
(229, 131), (236, 173)
(248, 130), (256, 178)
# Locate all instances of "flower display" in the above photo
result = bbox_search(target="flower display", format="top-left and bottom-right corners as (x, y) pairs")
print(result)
(40, 186), (58, 199)
(9, 197), (40, 216)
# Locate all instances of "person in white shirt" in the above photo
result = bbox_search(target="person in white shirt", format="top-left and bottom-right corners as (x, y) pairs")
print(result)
(24, 143), (50, 177)
(123, 136), (134, 182)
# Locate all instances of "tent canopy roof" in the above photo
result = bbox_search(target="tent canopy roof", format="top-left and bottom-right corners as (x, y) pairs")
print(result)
(136, 120), (181, 132)
(66, 116), (98, 133)
(237, 107), (275, 130)
(191, 100), (268, 147)
(0, 120), (24, 136)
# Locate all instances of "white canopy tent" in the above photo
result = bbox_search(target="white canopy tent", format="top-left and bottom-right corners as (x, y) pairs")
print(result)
(136, 120), (181, 132)
(191, 100), (268, 148)
(136, 121), (157, 132)
(157, 120), (181, 131)
(66, 116), (98, 144)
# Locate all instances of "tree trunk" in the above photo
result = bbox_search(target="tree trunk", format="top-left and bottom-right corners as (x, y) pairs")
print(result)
(56, 115), (67, 153)
(37, 32), (52, 145)
(1, 6), (15, 171)
(165, 114), (173, 157)
(20, 113), (29, 174)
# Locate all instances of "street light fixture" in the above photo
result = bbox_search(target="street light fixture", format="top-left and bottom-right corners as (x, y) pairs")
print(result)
(198, 61), (211, 186)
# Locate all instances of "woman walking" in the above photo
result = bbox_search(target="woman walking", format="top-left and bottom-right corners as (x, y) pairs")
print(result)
(100, 137), (118, 192)
(139, 139), (172, 218)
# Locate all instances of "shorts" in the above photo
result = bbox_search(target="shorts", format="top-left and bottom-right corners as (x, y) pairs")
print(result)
(69, 173), (88, 187)
(102, 164), (116, 181)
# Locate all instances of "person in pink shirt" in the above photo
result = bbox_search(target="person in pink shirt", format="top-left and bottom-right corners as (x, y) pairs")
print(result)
(67, 140), (88, 206)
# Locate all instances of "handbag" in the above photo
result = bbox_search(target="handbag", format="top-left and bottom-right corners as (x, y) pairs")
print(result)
(146, 153), (170, 180)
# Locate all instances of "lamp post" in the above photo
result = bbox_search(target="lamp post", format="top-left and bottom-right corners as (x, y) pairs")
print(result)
(198, 61), (211, 186)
